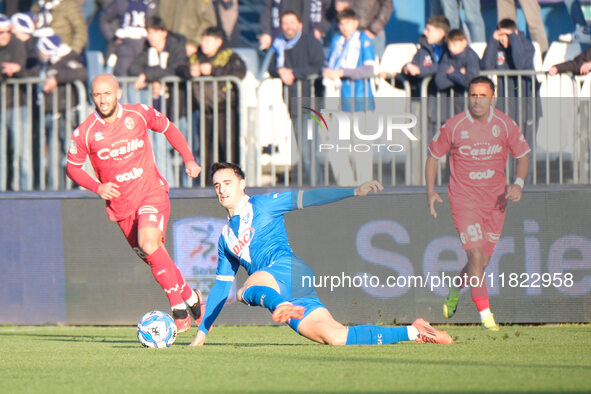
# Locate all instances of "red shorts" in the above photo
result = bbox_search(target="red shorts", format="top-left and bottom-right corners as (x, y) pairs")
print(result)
(451, 205), (506, 256)
(117, 191), (170, 260)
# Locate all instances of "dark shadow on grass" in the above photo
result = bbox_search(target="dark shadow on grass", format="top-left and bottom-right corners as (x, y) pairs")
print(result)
(293, 355), (591, 371)
(174, 342), (312, 347)
(0, 332), (136, 344)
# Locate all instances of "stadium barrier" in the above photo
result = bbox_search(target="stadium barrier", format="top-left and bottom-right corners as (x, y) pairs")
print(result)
(255, 75), (416, 187)
(1, 187), (589, 325)
(0, 75), (244, 191)
(420, 71), (588, 186)
(0, 77), (87, 192)
(2, 71), (591, 190)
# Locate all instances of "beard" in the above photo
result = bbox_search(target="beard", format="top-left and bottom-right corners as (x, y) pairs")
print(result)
(96, 102), (118, 119)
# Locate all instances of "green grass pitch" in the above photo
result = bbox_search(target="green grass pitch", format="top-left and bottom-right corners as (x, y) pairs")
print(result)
(1, 324), (590, 393)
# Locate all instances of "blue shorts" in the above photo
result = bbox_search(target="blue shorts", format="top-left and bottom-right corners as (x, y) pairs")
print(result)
(260, 256), (324, 333)
(260, 255), (319, 299)
(286, 297), (326, 333)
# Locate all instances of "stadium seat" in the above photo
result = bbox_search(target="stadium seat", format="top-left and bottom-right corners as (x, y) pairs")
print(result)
(469, 41), (487, 59)
(533, 41), (543, 72)
(233, 47), (260, 77)
(578, 73), (591, 97)
(536, 42), (581, 157)
(256, 78), (295, 169)
(379, 43), (417, 76)
(541, 41), (582, 71)
(233, 47), (261, 109)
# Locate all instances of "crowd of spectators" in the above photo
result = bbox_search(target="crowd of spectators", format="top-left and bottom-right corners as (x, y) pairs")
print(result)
(0, 0), (588, 189)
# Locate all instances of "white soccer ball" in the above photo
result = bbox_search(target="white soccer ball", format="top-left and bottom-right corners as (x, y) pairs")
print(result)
(137, 311), (177, 348)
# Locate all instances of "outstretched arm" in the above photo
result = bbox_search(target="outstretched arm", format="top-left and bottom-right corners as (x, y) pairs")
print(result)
(191, 246), (238, 346)
(190, 278), (234, 346)
(299, 180), (382, 208)
(264, 181), (384, 217)
(163, 123), (201, 178)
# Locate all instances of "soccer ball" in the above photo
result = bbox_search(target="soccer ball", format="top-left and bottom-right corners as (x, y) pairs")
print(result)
(137, 311), (177, 348)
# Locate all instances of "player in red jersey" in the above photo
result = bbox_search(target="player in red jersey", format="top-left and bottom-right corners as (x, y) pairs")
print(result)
(66, 73), (202, 333)
(425, 76), (530, 331)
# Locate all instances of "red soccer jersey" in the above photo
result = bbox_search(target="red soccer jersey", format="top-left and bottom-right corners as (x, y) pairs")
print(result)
(428, 107), (531, 209)
(67, 103), (173, 221)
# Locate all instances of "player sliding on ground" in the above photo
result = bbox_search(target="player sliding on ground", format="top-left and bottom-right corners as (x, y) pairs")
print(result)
(66, 74), (203, 334)
(425, 76), (531, 331)
(190, 162), (453, 346)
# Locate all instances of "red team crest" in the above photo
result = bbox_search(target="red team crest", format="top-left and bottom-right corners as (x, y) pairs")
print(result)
(125, 117), (135, 130)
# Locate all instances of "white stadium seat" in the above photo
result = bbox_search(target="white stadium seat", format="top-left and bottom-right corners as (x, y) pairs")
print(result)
(469, 41), (487, 59)
(379, 43), (417, 75)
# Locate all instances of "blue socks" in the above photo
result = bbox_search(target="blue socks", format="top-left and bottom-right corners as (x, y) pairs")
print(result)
(241, 286), (285, 313)
(345, 325), (410, 345)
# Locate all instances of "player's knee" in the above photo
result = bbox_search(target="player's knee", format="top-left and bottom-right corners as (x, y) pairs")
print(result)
(138, 239), (160, 256)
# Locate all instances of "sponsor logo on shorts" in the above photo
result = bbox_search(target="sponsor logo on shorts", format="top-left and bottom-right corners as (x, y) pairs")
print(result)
(232, 227), (255, 256)
(460, 232), (467, 244)
(97, 138), (144, 160)
(487, 233), (500, 243)
(138, 205), (159, 215)
(115, 167), (144, 182)
(148, 214), (158, 223)
(469, 169), (495, 180)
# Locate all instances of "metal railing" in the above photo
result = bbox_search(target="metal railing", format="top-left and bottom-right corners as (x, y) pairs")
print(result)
(114, 76), (244, 188)
(0, 75), (244, 191)
(254, 75), (415, 187)
(0, 77), (87, 191)
(420, 71), (585, 186)
(2, 70), (590, 191)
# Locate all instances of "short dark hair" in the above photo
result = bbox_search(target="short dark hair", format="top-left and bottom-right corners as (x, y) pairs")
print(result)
(497, 18), (517, 30)
(146, 15), (167, 31)
(337, 9), (359, 23)
(280, 10), (301, 23)
(426, 15), (450, 35)
(469, 76), (496, 93)
(202, 26), (225, 41)
(446, 28), (467, 42)
(210, 162), (245, 181)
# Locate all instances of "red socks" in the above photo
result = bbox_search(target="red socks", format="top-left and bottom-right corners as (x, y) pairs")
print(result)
(171, 260), (193, 300)
(471, 282), (490, 312)
(145, 246), (190, 308)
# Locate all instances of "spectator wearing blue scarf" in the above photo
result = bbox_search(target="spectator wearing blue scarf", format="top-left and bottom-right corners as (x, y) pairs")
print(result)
(269, 10), (324, 97)
(323, 9), (375, 112)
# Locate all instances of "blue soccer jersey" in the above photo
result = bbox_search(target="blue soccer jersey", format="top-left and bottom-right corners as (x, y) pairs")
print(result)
(198, 187), (356, 333)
